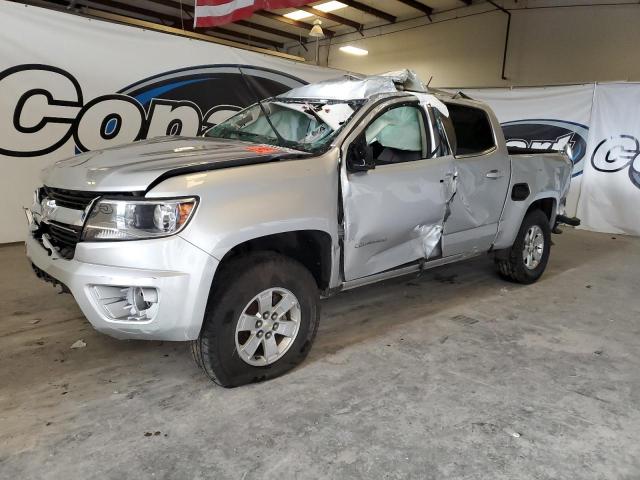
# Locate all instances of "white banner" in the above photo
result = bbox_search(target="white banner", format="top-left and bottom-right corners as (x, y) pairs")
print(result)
(0, 2), (338, 243)
(461, 85), (595, 217)
(577, 84), (640, 235)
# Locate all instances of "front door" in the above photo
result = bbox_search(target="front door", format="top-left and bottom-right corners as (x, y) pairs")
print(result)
(341, 101), (456, 281)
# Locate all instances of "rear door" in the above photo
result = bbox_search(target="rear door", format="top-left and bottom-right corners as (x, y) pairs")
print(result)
(341, 99), (456, 281)
(440, 103), (511, 256)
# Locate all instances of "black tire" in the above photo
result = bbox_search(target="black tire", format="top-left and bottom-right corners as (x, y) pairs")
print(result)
(190, 252), (320, 388)
(495, 209), (551, 284)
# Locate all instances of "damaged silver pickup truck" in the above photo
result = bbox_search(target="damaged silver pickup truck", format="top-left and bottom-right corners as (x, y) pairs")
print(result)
(26, 70), (578, 387)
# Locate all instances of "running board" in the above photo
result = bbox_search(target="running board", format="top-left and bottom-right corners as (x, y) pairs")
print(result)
(341, 252), (481, 291)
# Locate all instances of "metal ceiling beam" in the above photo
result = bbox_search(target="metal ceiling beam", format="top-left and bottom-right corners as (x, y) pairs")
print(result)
(142, 0), (195, 24)
(255, 10), (335, 37)
(235, 20), (308, 44)
(142, 0), (191, 13)
(339, 0), (396, 23)
(90, 0), (180, 24)
(207, 27), (285, 49)
(396, 0), (434, 17)
(297, 5), (363, 31)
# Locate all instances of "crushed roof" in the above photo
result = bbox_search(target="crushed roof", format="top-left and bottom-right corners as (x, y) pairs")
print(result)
(278, 69), (450, 101)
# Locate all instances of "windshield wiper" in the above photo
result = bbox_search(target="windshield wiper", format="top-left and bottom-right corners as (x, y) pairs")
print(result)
(238, 67), (287, 148)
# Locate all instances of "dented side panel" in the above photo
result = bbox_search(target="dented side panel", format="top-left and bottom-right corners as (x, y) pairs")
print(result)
(341, 156), (456, 281)
(493, 152), (571, 250)
(441, 150), (511, 255)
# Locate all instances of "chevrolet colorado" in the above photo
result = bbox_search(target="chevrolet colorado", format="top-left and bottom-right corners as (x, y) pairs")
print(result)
(25, 71), (576, 387)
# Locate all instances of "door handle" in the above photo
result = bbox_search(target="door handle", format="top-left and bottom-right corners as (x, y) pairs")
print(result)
(485, 169), (503, 179)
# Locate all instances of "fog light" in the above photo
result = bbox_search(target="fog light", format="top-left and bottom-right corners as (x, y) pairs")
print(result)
(127, 287), (158, 315)
(91, 285), (159, 321)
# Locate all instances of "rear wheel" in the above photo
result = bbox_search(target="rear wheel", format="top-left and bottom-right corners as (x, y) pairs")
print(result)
(495, 209), (551, 284)
(191, 252), (320, 387)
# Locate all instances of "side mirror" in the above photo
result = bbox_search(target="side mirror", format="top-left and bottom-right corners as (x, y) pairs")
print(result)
(346, 135), (375, 172)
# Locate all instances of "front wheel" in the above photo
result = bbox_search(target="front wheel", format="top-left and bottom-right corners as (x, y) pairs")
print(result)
(495, 209), (551, 284)
(191, 252), (320, 387)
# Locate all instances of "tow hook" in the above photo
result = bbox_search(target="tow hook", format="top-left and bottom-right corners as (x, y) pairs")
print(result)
(553, 214), (581, 234)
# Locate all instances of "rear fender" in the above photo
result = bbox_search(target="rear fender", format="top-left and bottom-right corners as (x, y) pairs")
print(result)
(493, 192), (558, 250)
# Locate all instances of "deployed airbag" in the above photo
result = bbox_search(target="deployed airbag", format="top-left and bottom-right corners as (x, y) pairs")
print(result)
(365, 106), (422, 151)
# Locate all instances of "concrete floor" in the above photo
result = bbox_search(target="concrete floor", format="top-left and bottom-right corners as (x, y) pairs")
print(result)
(1, 229), (639, 479)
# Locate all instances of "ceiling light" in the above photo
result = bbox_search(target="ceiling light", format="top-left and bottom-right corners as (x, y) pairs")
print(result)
(339, 45), (369, 56)
(284, 1), (347, 20)
(309, 19), (325, 38)
(284, 10), (313, 20)
(315, 1), (347, 12)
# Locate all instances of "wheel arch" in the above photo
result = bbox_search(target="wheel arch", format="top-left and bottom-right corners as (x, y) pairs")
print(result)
(493, 193), (559, 250)
(215, 230), (334, 291)
(526, 196), (557, 226)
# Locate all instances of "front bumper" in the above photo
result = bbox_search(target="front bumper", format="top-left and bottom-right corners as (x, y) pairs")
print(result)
(25, 233), (218, 341)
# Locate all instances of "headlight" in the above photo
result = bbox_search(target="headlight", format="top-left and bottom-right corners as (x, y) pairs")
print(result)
(82, 197), (197, 241)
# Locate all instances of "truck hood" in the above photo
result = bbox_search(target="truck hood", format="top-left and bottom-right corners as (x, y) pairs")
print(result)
(43, 137), (306, 192)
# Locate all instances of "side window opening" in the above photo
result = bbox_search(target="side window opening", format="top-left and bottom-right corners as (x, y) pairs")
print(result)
(365, 105), (427, 165)
(445, 103), (495, 156)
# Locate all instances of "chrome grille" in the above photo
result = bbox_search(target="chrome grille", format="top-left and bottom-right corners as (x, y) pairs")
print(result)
(42, 186), (101, 210)
(43, 222), (82, 260)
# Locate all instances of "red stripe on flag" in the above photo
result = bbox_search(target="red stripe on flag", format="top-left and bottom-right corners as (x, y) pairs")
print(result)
(194, 0), (312, 28)
(195, 5), (257, 28)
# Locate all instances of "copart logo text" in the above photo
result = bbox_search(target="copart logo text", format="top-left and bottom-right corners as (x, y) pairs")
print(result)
(501, 119), (589, 176)
(591, 134), (640, 189)
(0, 64), (306, 157)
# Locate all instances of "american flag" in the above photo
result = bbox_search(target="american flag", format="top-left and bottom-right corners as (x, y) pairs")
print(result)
(194, 0), (313, 28)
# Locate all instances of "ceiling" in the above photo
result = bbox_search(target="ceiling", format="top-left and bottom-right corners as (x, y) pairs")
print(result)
(18, 0), (478, 52)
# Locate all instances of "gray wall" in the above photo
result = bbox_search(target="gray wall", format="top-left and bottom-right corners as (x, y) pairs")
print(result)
(288, 1), (640, 88)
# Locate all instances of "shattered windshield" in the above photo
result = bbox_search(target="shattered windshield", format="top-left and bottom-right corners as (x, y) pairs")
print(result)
(204, 99), (364, 153)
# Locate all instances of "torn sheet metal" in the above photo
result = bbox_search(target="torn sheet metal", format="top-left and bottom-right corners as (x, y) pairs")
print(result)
(415, 167), (459, 260)
(271, 101), (355, 131)
(279, 74), (398, 101)
(411, 92), (449, 117)
(379, 69), (426, 92)
(279, 70), (432, 101)
(313, 103), (355, 130)
(443, 159), (494, 236)
(414, 224), (443, 260)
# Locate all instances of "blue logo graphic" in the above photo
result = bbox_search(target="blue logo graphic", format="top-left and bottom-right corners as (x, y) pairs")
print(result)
(501, 119), (589, 177)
